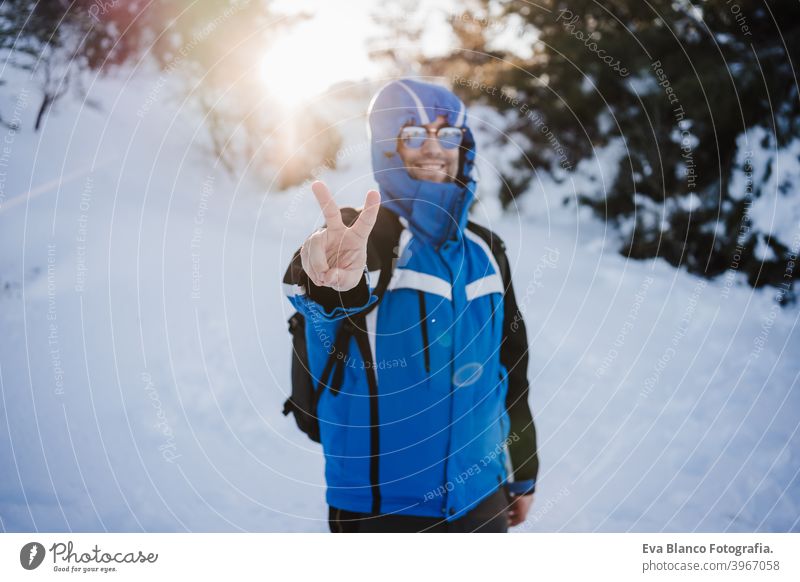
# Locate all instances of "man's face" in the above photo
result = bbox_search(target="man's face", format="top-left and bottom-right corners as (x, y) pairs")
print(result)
(396, 115), (460, 183)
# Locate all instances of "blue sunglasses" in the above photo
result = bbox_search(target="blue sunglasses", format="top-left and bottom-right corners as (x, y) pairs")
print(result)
(399, 125), (464, 150)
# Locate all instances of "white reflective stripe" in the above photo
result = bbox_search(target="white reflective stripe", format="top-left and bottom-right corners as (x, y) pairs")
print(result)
(396, 80), (430, 125)
(395, 227), (413, 266)
(398, 224), (412, 250)
(454, 99), (466, 127)
(367, 270), (381, 289)
(365, 304), (379, 382)
(465, 274), (503, 301)
(283, 283), (306, 297)
(464, 228), (502, 280)
(388, 269), (452, 300)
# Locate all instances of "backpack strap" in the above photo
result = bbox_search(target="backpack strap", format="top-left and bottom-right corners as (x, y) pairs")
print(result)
(466, 220), (510, 286)
(318, 210), (401, 513)
(318, 319), (355, 396)
(282, 208), (403, 446)
(365, 206), (404, 308)
(313, 207), (403, 397)
(350, 310), (382, 515)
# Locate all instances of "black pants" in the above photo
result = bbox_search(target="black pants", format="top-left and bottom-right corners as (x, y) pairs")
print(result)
(328, 487), (511, 533)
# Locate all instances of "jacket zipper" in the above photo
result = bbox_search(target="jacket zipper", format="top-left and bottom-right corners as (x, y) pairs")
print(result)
(417, 290), (431, 373)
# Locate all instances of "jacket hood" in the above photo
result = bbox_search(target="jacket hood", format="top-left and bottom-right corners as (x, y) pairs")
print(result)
(367, 78), (477, 248)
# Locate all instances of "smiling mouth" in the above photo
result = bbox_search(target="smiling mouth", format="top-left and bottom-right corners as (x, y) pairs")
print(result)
(415, 162), (446, 171)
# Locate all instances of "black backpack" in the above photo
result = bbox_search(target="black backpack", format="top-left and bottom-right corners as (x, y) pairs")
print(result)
(281, 218), (508, 443)
(281, 218), (399, 443)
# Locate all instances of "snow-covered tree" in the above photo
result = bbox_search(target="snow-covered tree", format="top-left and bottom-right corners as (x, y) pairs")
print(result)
(437, 0), (800, 298)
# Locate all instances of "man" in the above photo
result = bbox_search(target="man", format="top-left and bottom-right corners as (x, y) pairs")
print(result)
(283, 78), (538, 532)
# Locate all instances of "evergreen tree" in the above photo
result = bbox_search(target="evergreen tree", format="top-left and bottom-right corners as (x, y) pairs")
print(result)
(439, 0), (800, 296)
(0, 0), (148, 129)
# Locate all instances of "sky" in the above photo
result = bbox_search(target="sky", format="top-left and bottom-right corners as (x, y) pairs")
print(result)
(261, 0), (463, 104)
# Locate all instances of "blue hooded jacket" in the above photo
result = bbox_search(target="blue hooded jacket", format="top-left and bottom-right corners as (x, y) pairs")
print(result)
(283, 79), (538, 521)
(367, 78), (477, 248)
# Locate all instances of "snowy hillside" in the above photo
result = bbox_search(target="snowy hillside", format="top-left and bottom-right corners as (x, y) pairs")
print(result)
(0, 70), (798, 533)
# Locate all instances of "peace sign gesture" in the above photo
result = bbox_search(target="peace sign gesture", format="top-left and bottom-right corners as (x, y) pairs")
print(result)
(300, 181), (381, 292)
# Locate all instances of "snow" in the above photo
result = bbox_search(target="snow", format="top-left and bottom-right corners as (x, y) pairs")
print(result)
(514, 135), (628, 225)
(729, 125), (800, 249)
(1, 70), (798, 533)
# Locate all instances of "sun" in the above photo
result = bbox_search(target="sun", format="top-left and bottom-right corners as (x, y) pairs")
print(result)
(260, 17), (373, 109)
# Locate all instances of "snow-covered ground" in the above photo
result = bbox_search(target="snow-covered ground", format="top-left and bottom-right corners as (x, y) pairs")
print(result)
(1, 71), (798, 532)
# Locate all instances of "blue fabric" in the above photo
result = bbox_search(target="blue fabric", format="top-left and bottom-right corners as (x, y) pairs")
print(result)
(290, 270), (379, 322)
(286, 233), (513, 521)
(506, 480), (536, 496)
(367, 79), (478, 248)
(285, 80), (516, 521)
